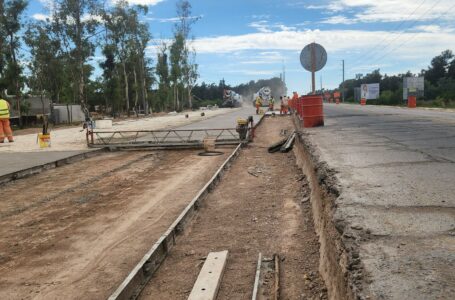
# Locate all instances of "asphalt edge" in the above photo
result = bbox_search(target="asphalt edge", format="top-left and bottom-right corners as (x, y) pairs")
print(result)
(0, 149), (106, 186)
(108, 143), (243, 300)
(292, 116), (364, 300)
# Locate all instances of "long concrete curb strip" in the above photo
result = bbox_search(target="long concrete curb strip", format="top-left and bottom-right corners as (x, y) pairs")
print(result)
(108, 143), (243, 300)
(0, 149), (105, 186)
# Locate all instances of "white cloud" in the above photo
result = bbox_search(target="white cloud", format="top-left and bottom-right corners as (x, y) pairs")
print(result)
(238, 51), (286, 65)
(321, 15), (356, 24)
(308, 0), (455, 23)
(147, 15), (202, 23)
(82, 14), (104, 23)
(413, 25), (455, 34)
(249, 21), (273, 33)
(306, 3), (344, 12)
(252, 14), (270, 20)
(249, 20), (296, 33)
(115, 0), (165, 5)
(224, 69), (277, 76)
(187, 28), (455, 68)
(32, 13), (49, 21)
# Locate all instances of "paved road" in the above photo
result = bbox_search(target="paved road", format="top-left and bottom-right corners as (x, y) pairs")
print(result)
(306, 103), (455, 299)
(0, 107), (260, 177)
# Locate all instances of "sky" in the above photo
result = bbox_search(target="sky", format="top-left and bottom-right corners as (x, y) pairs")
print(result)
(29, 0), (455, 95)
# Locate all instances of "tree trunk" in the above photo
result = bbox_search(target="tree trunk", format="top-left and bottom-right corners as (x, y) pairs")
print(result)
(79, 61), (86, 119)
(188, 87), (192, 109)
(140, 57), (148, 115)
(9, 33), (22, 127)
(122, 61), (130, 116)
(173, 84), (177, 111)
(176, 86), (179, 112)
(66, 103), (70, 125)
(133, 67), (139, 117)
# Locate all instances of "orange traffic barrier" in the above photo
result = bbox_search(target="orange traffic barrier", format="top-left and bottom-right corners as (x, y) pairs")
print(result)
(408, 96), (416, 108)
(301, 95), (324, 128)
(360, 98), (366, 105)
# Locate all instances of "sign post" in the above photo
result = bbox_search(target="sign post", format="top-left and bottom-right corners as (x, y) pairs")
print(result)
(300, 43), (327, 94)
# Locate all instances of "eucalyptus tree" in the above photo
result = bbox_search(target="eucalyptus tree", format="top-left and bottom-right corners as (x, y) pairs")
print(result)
(102, 0), (149, 116)
(0, 0), (5, 89)
(169, 0), (199, 110)
(24, 22), (65, 113)
(0, 0), (28, 120)
(155, 43), (170, 111)
(51, 0), (101, 118)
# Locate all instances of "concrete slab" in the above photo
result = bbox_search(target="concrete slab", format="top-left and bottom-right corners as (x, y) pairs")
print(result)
(0, 108), (247, 179)
(187, 250), (229, 300)
(305, 103), (455, 299)
(0, 150), (94, 177)
(177, 106), (260, 130)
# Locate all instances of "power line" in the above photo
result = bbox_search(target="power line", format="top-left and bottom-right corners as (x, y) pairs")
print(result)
(348, 0), (444, 73)
(369, 2), (455, 66)
(353, 0), (428, 64)
(365, 0), (444, 62)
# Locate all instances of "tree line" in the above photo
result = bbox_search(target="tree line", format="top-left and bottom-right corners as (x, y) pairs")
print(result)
(0, 0), (199, 122)
(339, 50), (455, 107)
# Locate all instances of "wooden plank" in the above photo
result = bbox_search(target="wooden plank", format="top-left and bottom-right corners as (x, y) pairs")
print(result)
(188, 250), (229, 300)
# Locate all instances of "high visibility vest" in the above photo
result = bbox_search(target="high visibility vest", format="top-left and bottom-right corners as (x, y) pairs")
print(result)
(0, 99), (10, 119)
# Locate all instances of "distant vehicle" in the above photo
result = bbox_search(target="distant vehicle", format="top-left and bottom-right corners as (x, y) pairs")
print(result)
(254, 86), (272, 107)
(222, 90), (242, 108)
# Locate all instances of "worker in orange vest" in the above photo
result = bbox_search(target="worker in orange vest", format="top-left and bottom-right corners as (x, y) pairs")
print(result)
(0, 98), (14, 143)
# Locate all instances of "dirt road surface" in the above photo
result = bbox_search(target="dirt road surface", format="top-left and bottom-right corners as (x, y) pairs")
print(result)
(0, 148), (233, 299)
(140, 116), (328, 300)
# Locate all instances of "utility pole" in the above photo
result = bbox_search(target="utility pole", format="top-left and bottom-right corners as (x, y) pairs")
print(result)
(342, 60), (345, 102)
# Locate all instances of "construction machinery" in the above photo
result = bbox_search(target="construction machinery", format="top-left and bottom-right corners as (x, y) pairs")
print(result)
(86, 116), (256, 150)
(254, 87), (272, 107)
(222, 90), (242, 108)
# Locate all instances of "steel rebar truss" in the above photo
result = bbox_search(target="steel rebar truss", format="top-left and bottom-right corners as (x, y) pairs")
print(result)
(86, 128), (249, 148)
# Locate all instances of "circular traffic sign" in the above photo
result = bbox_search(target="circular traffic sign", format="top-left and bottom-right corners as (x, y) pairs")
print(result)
(300, 43), (327, 72)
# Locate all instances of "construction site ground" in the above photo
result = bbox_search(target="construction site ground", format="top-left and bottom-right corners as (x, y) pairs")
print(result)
(0, 148), (234, 299)
(140, 116), (328, 300)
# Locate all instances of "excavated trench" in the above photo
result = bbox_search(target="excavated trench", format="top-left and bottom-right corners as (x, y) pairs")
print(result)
(292, 120), (359, 300)
(135, 116), (360, 300)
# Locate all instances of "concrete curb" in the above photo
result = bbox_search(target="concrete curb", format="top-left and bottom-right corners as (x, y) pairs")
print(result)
(0, 149), (105, 186)
(108, 143), (243, 300)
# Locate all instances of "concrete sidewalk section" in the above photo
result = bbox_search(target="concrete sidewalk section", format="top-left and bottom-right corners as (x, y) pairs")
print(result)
(0, 150), (96, 178)
(0, 108), (238, 154)
(176, 106), (261, 130)
(302, 103), (455, 299)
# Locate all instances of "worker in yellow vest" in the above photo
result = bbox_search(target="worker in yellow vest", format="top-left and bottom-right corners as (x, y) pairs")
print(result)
(0, 98), (14, 143)
(269, 97), (275, 111)
(255, 96), (262, 115)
